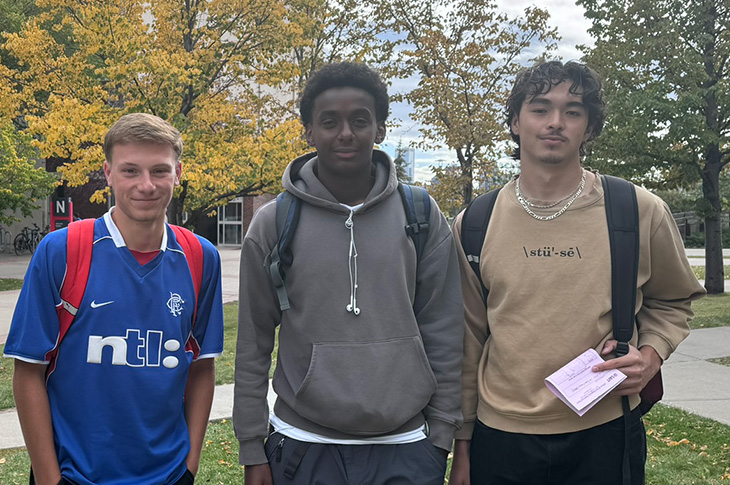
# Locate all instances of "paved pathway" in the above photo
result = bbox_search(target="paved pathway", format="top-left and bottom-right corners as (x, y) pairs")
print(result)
(1, 247), (729, 450)
(663, 327), (730, 426)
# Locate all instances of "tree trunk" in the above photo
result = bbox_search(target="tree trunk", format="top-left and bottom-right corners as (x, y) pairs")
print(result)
(462, 164), (473, 207)
(166, 197), (184, 226)
(701, 146), (724, 294)
(699, 3), (724, 294)
(456, 148), (473, 207)
(166, 181), (188, 227)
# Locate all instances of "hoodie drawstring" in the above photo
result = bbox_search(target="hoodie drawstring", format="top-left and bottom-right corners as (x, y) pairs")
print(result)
(345, 210), (360, 316)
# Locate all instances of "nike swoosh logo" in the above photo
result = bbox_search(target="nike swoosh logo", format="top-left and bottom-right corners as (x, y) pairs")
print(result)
(90, 300), (114, 309)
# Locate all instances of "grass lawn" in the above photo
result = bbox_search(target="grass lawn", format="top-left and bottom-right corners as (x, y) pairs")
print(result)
(1, 406), (729, 484)
(690, 294), (730, 330)
(0, 346), (14, 410)
(0, 279), (23, 292)
(216, 303), (278, 386)
(215, 303), (238, 385)
(644, 405), (730, 484)
(691, 265), (730, 281)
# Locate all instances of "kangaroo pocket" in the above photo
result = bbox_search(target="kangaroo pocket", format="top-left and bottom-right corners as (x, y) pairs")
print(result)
(294, 336), (438, 435)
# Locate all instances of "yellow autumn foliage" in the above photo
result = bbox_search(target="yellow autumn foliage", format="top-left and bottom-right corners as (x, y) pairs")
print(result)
(0, 0), (312, 225)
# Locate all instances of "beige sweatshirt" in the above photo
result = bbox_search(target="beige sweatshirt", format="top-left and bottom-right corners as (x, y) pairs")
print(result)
(452, 175), (705, 439)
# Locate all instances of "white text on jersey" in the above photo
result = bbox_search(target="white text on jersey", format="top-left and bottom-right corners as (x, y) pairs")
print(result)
(87, 329), (182, 368)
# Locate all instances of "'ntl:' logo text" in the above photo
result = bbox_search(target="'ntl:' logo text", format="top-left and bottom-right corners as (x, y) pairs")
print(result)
(87, 329), (181, 368)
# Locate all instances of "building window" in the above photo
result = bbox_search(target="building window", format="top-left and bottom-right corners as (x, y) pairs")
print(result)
(217, 199), (242, 246)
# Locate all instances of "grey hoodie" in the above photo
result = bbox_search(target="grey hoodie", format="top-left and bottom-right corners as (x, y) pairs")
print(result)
(233, 150), (464, 465)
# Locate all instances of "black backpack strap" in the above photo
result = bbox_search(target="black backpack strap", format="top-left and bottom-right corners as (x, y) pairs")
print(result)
(602, 175), (639, 354)
(265, 191), (301, 311)
(460, 188), (502, 302)
(398, 183), (431, 261)
(602, 174), (639, 485)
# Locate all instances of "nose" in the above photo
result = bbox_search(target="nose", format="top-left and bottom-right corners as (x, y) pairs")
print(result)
(138, 171), (156, 192)
(547, 111), (565, 130)
(338, 121), (355, 141)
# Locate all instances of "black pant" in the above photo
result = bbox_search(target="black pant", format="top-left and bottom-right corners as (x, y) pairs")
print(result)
(263, 432), (447, 484)
(470, 408), (647, 484)
(30, 467), (195, 485)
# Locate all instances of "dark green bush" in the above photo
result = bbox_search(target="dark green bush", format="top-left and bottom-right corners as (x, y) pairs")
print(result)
(684, 230), (730, 249)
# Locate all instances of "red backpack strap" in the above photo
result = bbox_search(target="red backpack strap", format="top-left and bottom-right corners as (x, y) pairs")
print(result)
(170, 225), (203, 326)
(48, 218), (95, 378)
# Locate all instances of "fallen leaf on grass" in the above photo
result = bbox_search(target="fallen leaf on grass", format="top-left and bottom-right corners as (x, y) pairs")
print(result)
(668, 438), (691, 446)
(0, 458), (6, 464)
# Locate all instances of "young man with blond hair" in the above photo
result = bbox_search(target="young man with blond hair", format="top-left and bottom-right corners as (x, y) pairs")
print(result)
(5, 113), (224, 485)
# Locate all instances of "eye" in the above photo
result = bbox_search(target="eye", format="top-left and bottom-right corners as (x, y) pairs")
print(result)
(567, 110), (583, 117)
(321, 119), (337, 128)
(351, 118), (370, 128)
(531, 108), (547, 114)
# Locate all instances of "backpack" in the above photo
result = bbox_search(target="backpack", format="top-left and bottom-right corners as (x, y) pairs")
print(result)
(460, 174), (657, 485)
(265, 183), (431, 311)
(47, 219), (204, 378)
(460, 175), (662, 410)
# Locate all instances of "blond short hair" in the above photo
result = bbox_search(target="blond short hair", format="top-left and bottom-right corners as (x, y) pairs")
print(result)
(104, 113), (183, 162)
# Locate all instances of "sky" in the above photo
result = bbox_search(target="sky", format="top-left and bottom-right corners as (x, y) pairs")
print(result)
(379, 0), (595, 182)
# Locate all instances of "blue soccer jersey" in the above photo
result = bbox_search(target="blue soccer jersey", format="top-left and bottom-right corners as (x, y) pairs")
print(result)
(4, 211), (224, 485)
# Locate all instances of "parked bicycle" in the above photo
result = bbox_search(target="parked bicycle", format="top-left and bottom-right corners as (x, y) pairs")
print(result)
(0, 226), (12, 253)
(14, 223), (49, 255)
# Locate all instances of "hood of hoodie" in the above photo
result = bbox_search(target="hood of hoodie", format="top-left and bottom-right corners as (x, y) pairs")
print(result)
(282, 149), (399, 213)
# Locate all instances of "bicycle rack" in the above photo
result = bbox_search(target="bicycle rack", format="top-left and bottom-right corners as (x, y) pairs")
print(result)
(0, 227), (11, 253)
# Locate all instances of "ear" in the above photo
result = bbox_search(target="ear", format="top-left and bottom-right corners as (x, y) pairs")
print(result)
(510, 115), (520, 137)
(174, 161), (182, 186)
(305, 124), (315, 147)
(583, 125), (593, 143)
(375, 121), (386, 144)
(103, 160), (113, 186)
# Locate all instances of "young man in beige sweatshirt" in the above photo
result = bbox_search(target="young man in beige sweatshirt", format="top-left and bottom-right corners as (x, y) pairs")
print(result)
(449, 60), (705, 485)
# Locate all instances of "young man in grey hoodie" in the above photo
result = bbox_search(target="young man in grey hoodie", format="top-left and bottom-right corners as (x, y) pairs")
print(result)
(233, 62), (464, 484)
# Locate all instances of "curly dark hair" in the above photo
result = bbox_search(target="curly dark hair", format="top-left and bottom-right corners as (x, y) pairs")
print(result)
(299, 62), (390, 125)
(506, 60), (605, 159)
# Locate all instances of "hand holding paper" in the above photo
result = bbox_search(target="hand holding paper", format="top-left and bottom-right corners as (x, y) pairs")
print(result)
(545, 349), (627, 416)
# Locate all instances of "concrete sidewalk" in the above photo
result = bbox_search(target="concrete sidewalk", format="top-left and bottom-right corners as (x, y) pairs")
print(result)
(662, 327), (730, 424)
(1, 247), (729, 450)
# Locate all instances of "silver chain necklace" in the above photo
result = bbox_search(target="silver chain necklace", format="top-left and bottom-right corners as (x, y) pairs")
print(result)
(523, 187), (578, 209)
(515, 170), (587, 221)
